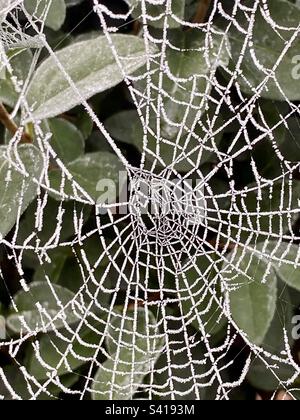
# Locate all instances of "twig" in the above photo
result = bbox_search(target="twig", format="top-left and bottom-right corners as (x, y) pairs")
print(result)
(193, 0), (212, 24)
(0, 103), (32, 144)
(132, 20), (142, 36)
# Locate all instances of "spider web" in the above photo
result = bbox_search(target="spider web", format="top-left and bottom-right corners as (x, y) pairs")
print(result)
(0, 0), (300, 400)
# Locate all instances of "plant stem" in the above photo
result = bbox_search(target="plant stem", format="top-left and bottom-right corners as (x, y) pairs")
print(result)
(193, 0), (212, 24)
(0, 103), (32, 144)
(132, 20), (142, 36)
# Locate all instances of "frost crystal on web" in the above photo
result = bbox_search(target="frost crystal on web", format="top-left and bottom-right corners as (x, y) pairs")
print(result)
(0, 0), (300, 400)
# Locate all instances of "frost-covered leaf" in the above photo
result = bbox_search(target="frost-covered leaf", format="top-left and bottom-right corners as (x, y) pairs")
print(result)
(26, 35), (151, 121)
(7, 49), (33, 82)
(92, 347), (154, 400)
(7, 282), (78, 334)
(91, 309), (164, 400)
(225, 248), (277, 345)
(24, 0), (66, 31)
(0, 49), (33, 107)
(27, 320), (106, 380)
(0, 145), (43, 238)
(229, 0), (300, 100)
(247, 283), (295, 391)
(49, 151), (125, 203)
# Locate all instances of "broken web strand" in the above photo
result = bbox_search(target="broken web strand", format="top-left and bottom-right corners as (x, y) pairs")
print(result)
(0, 0), (299, 400)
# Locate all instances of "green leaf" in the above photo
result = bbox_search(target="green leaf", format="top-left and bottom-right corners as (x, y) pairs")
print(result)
(126, 0), (185, 29)
(7, 282), (77, 334)
(0, 145), (43, 238)
(247, 283), (295, 390)
(33, 247), (71, 284)
(91, 308), (164, 400)
(0, 49), (33, 107)
(24, 0), (67, 31)
(48, 118), (85, 164)
(0, 366), (32, 400)
(256, 241), (300, 292)
(260, 281), (294, 353)
(225, 247), (277, 345)
(228, 0), (300, 100)
(10, 282), (74, 311)
(0, 79), (18, 108)
(5, 49), (33, 82)
(49, 151), (125, 203)
(155, 28), (229, 121)
(27, 320), (106, 380)
(277, 117), (300, 162)
(75, 111), (93, 141)
(248, 358), (296, 392)
(26, 35), (152, 121)
(257, 102), (300, 163)
(53, 256), (84, 293)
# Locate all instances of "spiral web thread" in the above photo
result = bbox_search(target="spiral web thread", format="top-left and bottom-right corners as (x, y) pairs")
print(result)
(0, 0), (300, 400)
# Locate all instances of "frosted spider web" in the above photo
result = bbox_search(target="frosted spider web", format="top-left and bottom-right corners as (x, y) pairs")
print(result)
(0, 0), (300, 400)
